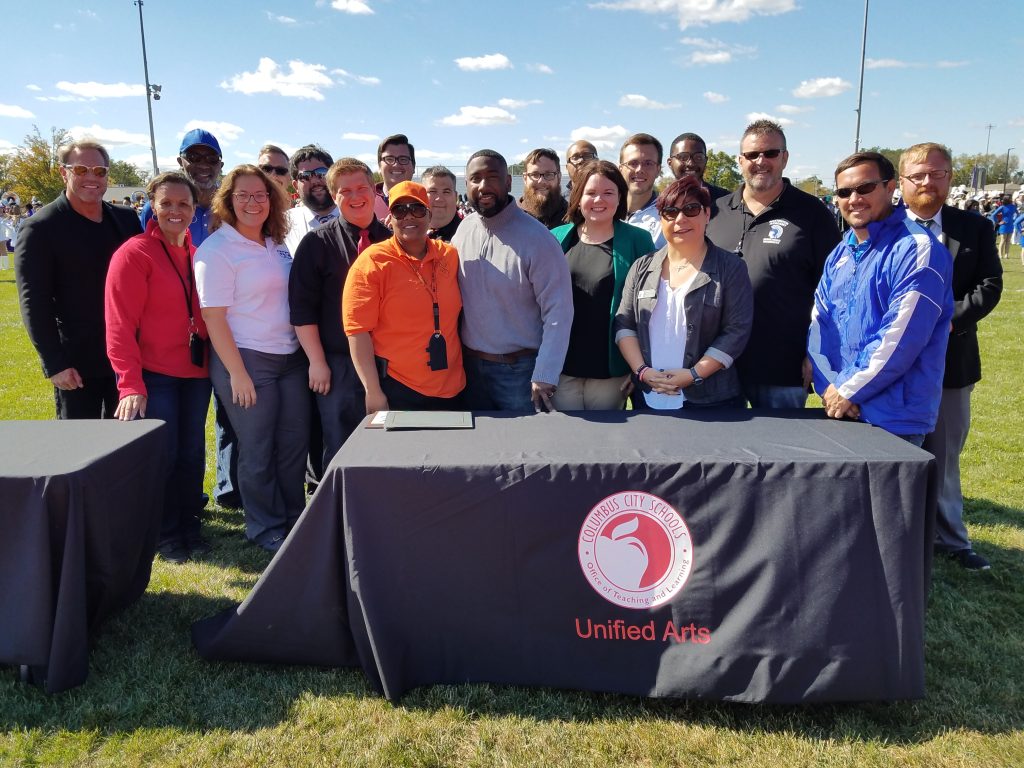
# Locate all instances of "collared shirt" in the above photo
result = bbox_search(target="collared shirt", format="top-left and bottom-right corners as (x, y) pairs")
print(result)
(626, 192), (666, 249)
(284, 204), (339, 257)
(141, 201), (213, 247)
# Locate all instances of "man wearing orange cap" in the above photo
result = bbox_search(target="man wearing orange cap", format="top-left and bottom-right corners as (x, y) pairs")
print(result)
(342, 181), (465, 411)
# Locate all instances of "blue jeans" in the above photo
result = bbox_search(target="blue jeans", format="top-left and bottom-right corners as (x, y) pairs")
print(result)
(898, 433), (926, 447)
(210, 349), (310, 545)
(316, 352), (365, 469)
(212, 392), (240, 506)
(142, 371), (212, 549)
(743, 384), (808, 409)
(463, 354), (535, 411)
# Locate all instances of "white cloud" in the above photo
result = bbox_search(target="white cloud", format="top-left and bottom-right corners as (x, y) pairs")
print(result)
(56, 81), (145, 99)
(26, 84), (41, 92)
(498, 98), (542, 109)
(454, 53), (511, 72)
(0, 139), (17, 154)
(331, 0), (373, 13)
(570, 124), (629, 150)
(618, 94), (679, 110)
(1007, 117), (1024, 127)
(0, 104), (35, 119)
(342, 132), (380, 141)
(703, 91), (728, 104)
(865, 58), (910, 69)
(180, 121), (245, 142)
(70, 124), (149, 146)
(331, 68), (381, 85)
(775, 103), (813, 114)
(527, 63), (554, 74)
(692, 51), (731, 65)
(936, 60), (968, 68)
(122, 152), (178, 172)
(792, 76), (851, 98)
(35, 95), (84, 103)
(77, 9), (97, 18)
(265, 11), (298, 24)
(680, 36), (755, 66)
(221, 58), (334, 100)
(745, 112), (794, 127)
(592, 0), (797, 30)
(439, 106), (517, 127)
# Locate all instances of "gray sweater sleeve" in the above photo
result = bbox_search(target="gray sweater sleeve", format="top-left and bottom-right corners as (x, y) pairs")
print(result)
(526, 232), (574, 385)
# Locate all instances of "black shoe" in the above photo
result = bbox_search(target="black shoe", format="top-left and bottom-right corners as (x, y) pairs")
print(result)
(215, 493), (242, 510)
(258, 535), (285, 554)
(948, 549), (991, 571)
(156, 544), (189, 565)
(200, 493), (210, 509)
(187, 537), (213, 557)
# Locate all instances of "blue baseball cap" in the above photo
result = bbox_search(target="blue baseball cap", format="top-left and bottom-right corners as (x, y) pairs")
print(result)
(179, 128), (222, 157)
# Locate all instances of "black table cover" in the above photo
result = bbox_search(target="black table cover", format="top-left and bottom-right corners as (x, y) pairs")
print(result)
(193, 410), (935, 703)
(0, 420), (166, 693)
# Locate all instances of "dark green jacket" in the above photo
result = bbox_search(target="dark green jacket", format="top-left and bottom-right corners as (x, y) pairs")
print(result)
(551, 219), (655, 377)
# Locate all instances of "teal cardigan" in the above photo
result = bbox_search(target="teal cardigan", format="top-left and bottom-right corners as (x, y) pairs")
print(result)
(551, 219), (656, 377)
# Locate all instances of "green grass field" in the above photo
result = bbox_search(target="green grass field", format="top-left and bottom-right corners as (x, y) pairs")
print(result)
(1, 254), (1022, 767)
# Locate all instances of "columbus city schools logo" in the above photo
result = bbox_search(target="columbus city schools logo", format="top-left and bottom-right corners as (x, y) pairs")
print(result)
(578, 491), (694, 609)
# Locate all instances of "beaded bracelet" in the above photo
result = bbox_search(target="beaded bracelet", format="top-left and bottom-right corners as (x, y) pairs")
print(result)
(636, 364), (650, 382)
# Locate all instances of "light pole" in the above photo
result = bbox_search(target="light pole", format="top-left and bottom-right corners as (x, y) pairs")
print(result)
(135, 0), (160, 176)
(853, 0), (869, 151)
(1004, 148), (1014, 195)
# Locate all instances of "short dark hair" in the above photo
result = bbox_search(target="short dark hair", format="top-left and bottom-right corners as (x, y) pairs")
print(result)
(565, 160), (628, 225)
(834, 151), (895, 182)
(146, 171), (199, 205)
(741, 120), (786, 150)
(289, 144), (334, 179)
(377, 133), (415, 166)
(670, 132), (707, 154)
(58, 139), (110, 166)
(656, 175), (711, 215)
(421, 165), (457, 187)
(466, 149), (507, 173)
(523, 148), (560, 170)
(258, 144), (289, 160)
(620, 133), (663, 164)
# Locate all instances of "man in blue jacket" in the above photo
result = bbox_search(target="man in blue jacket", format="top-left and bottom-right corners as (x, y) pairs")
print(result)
(807, 151), (953, 445)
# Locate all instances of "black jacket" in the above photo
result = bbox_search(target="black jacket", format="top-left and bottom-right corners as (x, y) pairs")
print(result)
(939, 205), (1003, 388)
(14, 193), (142, 378)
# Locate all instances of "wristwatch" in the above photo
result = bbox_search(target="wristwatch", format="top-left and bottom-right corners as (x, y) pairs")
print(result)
(689, 367), (704, 385)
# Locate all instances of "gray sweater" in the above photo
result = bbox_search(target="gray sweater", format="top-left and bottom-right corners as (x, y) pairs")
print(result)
(453, 199), (573, 386)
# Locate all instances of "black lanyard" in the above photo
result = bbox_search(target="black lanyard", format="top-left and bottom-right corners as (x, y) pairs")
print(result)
(158, 239), (198, 332)
(404, 252), (441, 333)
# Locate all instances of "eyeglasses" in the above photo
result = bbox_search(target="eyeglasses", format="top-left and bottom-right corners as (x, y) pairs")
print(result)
(901, 169), (950, 185)
(834, 180), (887, 199)
(63, 164), (108, 177)
(181, 152), (220, 165)
(740, 149), (784, 161)
(232, 191), (270, 204)
(621, 159), (660, 172)
(381, 156), (413, 167)
(659, 202), (704, 219)
(296, 167), (328, 182)
(669, 152), (707, 164)
(568, 152), (597, 166)
(259, 164), (289, 177)
(524, 171), (559, 182)
(391, 202), (428, 220)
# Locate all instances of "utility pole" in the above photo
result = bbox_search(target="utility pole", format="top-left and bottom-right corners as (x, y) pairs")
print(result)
(135, 0), (160, 176)
(853, 0), (869, 151)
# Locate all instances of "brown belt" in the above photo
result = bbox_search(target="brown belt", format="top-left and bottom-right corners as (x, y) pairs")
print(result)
(462, 346), (537, 364)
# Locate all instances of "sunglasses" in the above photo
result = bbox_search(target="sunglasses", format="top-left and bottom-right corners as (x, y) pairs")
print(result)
(660, 202), (704, 219)
(63, 164), (109, 178)
(568, 152), (597, 166)
(296, 167), (328, 182)
(181, 152), (220, 165)
(740, 149), (783, 161)
(391, 202), (429, 220)
(259, 164), (289, 177)
(834, 179), (887, 199)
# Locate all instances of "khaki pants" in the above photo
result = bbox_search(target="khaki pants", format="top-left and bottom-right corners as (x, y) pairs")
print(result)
(551, 373), (630, 411)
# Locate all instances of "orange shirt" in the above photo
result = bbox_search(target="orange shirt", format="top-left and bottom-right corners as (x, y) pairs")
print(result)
(342, 235), (465, 398)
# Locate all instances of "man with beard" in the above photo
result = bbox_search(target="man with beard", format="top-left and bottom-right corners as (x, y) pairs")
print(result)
(900, 142), (1002, 571)
(519, 148), (568, 229)
(15, 139), (142, 418)
(373, 133), (415, 223)
(422, 165), (462, 242)
(620, 133), (666, 248)
(706, 119), (840, 409)
(284, 144), (337, 256)
(141, 128), (222, 247)
(667, 132), (730, 200)
(452, 150), (573, 412)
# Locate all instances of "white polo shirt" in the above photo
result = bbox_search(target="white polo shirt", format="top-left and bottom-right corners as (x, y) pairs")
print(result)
(194, 223), (298, 355)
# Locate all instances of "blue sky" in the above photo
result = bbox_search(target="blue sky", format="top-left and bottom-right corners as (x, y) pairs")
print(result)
(3, 0), (1022, 186)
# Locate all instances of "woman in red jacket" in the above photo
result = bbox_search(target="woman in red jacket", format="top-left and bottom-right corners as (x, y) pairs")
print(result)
(105, 172), (211, 564)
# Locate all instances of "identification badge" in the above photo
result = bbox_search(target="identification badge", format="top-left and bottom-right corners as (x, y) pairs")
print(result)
(638, 289), (657, 299)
